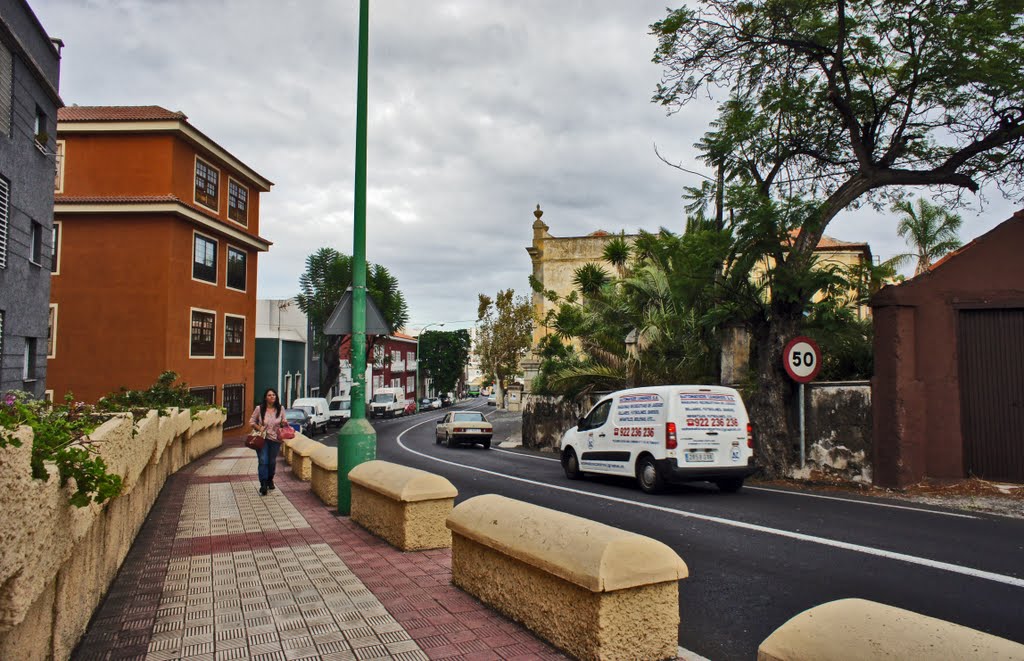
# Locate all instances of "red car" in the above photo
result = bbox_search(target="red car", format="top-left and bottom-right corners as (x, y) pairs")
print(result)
(404, 401), (416, 415)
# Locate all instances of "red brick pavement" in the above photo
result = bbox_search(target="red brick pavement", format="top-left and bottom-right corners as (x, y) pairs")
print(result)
(72, 441), (566, 660)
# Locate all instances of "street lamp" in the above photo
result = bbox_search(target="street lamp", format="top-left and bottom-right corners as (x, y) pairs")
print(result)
(415, 322), (444, 412)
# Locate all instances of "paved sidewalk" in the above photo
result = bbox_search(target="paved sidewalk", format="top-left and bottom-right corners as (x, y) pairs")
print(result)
(73, 440), (565, 661)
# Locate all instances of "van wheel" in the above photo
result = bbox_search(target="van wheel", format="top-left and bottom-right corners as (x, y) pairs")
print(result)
(715, 477), (744, 493)
(562, 448), (583, 480)
(637, 456), (665, 494)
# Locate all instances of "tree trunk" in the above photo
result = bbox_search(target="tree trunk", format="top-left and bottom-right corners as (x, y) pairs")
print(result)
(319, 335), (344, 395)
(746, 310), (801, 478)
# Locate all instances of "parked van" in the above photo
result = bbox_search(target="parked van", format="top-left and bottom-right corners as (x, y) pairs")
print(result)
(560, 385), (754, 494)
(369, 387), (407, 418)
(291, 397), (331, 434)
(328, 396), (351, 427)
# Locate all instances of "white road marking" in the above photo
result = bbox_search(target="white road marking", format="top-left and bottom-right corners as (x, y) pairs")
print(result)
(494, 447), (976, 519)
(395, 418), (1024, 590)
(677, 646), (713, 661)
(744, 485), (977, 519)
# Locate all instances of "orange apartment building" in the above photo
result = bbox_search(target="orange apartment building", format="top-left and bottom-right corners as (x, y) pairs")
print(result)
(48, 106), (272, 430)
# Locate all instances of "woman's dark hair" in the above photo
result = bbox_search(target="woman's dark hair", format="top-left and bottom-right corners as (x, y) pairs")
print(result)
(259, 388), (282, 417)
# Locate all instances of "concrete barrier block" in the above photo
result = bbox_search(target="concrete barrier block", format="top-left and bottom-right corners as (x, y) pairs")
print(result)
(310, 445), (338, 507)
(446, 494), (687, 661)
(759, 598), (1024, 661)
(287, 437), (320, 481)
(348, 460), (457, 551)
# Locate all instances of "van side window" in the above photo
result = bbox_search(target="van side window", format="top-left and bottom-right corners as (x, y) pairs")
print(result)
(584, 400), (612, 429)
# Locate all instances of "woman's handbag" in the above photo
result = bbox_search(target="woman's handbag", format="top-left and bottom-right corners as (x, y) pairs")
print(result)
(245, 428), (266, 452)
(279, 425), (296, 440)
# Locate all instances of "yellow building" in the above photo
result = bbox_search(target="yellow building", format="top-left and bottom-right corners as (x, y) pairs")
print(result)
(522, 205), (873, 388)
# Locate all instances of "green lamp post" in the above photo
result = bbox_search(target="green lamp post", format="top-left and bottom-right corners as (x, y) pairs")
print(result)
(336, 0), (375, 516)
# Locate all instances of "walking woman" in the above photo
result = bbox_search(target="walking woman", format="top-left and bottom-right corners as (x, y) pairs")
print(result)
(250, 388), (285, 496)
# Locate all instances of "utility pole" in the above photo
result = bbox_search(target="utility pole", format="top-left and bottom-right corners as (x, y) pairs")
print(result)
(337, 0), (375, 516)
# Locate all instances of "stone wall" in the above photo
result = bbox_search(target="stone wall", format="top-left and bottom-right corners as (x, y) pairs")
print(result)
(798, 381), (872, 482)
(521, 395), (584, 452)
(0, 407), (224, 660)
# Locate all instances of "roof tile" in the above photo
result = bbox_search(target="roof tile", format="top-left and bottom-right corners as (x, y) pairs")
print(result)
(57, 105), (187, 122)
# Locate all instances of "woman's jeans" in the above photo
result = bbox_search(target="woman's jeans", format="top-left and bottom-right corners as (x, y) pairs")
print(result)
(258, 440), (281, 483)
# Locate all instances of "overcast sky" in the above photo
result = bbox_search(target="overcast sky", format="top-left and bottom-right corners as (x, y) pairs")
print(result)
(32, 0), (1019, 330)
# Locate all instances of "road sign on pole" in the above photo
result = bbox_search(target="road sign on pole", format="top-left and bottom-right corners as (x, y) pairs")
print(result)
(783, 336), (821, 470)
(783, 336), (822, 384)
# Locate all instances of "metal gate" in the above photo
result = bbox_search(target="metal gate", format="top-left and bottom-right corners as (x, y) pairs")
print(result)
(957, 308), (1024, 482)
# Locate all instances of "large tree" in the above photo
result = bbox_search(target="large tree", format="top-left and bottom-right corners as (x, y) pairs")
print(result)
(652, 0), (1024, 476)
(476, 290), (533, 408)
(295, 248), (409, 395)
(417, 329), (472, 398)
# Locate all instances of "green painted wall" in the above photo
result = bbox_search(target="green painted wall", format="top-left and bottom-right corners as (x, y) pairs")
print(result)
(254, 339), (279, 405)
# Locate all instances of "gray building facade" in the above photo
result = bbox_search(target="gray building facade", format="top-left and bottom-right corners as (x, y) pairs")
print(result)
(0, 1), (61, 397)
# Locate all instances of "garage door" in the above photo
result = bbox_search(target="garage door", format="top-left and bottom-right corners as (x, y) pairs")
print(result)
(958, 308), (1024, 482)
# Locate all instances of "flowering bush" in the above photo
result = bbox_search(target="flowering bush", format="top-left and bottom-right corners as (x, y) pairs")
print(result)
(96, 371), (220, 420)
(0, 391), (122, 507)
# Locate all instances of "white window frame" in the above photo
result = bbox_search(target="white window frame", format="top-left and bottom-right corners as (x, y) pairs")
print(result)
(193, 155), (220, 212)
(47, 304), (57, 359)
(407, 376), (414, 392)
(29, 220), (43, 266)
(223, 313), (246, 359)
(226, 177), (249, 227)
(54, 140), (65, 193)
(51, 220), (62, 275)
(225, 245), (247, 292)
(23, 337), (37, 382)
(188, 307), (217, 359)
(43, 390), (53, 402)
(191, 230), (218, 286)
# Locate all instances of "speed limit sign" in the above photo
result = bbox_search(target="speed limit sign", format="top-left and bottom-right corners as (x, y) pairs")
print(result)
(783, 336), (821, 383)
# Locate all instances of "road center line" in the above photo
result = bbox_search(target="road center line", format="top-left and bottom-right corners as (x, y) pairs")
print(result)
(395, 419), (1023, 590)
(492, 446), (975, 519)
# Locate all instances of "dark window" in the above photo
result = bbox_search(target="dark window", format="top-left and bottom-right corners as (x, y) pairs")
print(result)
(226, 247), (246, 290)
(193, 234), (217, 283)
(190, 386), (216, 406)
(30, 221), (42, 264)
(582, 399), (612, 430)
(0, 176), (9, 269)
(223, 384), (244, 429)
(224, 316), (245, 357)
(194, 158), (219, 210)
(51, 223), (59, 272)
(190, 310), (215, 357)
(228, 180), (248, 225)
(34, 106), (47, 146)
(23, 337), (37, 381)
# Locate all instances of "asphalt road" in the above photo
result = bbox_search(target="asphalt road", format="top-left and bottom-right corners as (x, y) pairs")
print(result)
(312, 399), (1024, 661)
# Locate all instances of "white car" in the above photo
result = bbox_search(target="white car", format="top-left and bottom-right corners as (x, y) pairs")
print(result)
(328, 396), (351, 426)
(560, 385), (755, 494)
(435, 411), (494, 449)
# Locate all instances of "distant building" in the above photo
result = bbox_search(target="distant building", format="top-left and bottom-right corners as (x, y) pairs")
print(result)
(48, 106), (272, 430)
(0, 2), (62, 397)
(254, 299), (307, 408)
(372, 333), (418, 402)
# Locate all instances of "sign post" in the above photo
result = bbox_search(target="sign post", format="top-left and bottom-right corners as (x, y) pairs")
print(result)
(783, 336), (821, 469)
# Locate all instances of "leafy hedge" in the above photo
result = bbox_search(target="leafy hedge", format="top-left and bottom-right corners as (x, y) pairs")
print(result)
(0, 372), (219, 507)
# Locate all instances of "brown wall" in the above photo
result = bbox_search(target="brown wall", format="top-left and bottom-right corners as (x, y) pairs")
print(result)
(60, 134), (175, 197)
(871, 212), (1024, 487)
(49, 126), (266, 428)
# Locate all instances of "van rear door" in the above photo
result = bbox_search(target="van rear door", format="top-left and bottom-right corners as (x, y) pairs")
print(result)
(676, 388), (747, 468)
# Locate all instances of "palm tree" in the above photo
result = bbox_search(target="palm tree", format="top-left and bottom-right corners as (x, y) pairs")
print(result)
(890, 198), (963, 276)
(601, 233), (631, 278)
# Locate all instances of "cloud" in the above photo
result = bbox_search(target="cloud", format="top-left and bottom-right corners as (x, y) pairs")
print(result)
(35, 0), (1018, 327)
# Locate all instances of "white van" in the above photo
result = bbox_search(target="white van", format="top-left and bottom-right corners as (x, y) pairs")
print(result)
(560, 385), (755, 493)
(369, 387), (407, 418)
(328, 396), (351, 427)
(291, 397), (331, 434)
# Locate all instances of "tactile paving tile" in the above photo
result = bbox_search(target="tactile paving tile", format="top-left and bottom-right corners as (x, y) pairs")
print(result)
(175, 483), (311, 538)
(149, 544), (426, 660)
